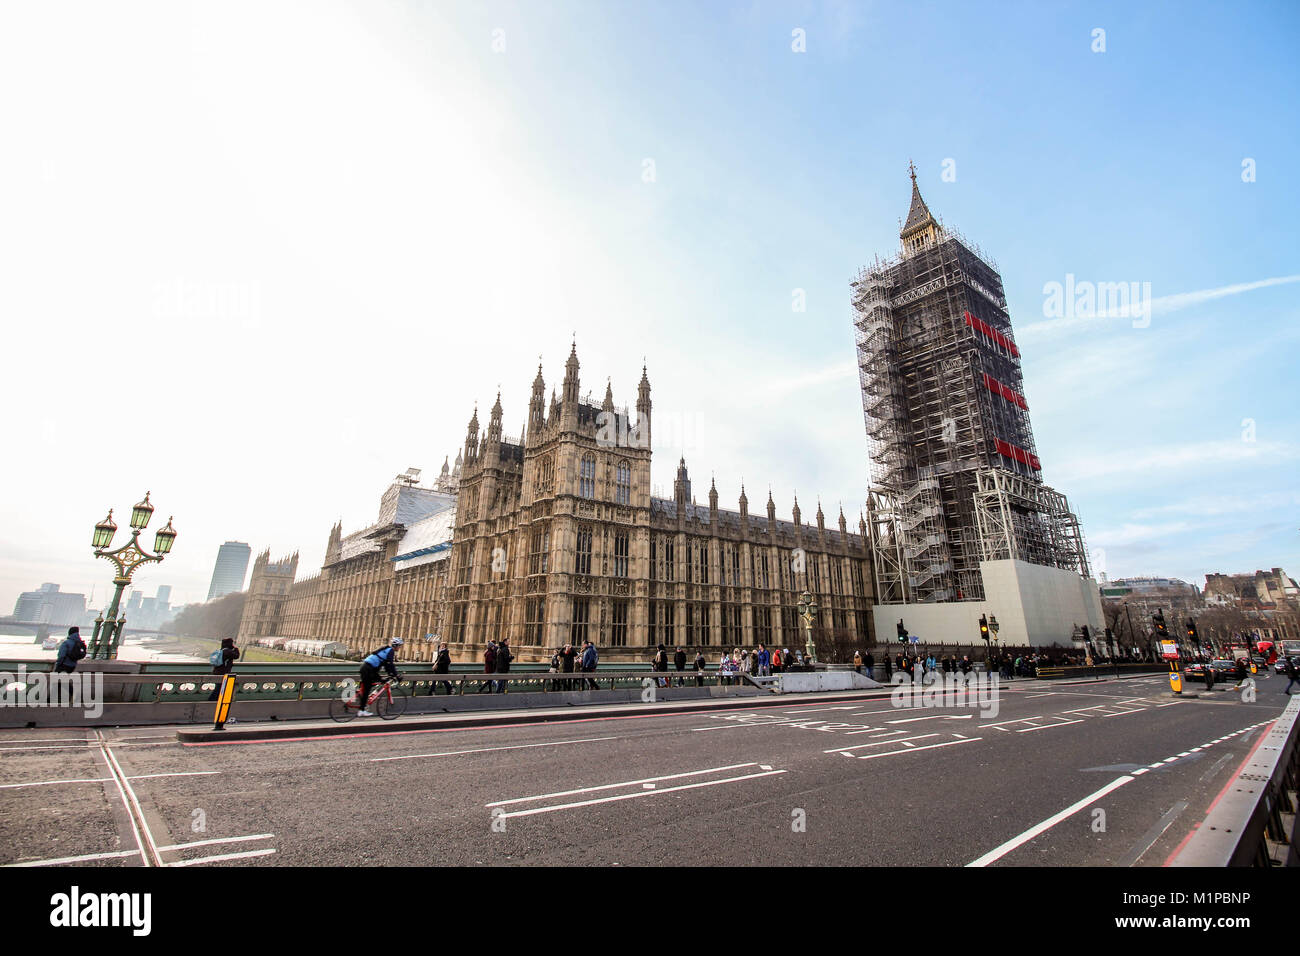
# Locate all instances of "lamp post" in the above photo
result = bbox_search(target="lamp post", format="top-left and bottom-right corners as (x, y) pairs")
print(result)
(88, 492), (177, 660)
(796, 590), (819, 665)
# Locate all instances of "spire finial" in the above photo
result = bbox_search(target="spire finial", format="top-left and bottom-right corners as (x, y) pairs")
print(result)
(908, 158), (917, 184)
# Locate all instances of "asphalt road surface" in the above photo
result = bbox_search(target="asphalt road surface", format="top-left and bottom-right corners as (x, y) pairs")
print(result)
(0, 673), (1292, 867)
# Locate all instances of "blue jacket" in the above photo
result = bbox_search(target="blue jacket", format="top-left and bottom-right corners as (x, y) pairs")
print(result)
(581, 645), (598, 669)
(363, 646), (399, 676)
(56, 635), (85, 670)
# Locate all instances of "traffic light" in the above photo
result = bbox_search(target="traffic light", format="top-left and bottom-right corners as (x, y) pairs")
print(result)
(896, 619), (907, 644)
(979, 614), (990, 643)
(1186, 619), (1201, 651)
(1153, 609), (1168, 636)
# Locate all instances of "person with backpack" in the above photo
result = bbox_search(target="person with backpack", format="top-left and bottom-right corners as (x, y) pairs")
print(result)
(55, 626), (87, 674)
(355, 637), (404, 716)
(581, 641), (599, 689)
(205, 637), (240, 700)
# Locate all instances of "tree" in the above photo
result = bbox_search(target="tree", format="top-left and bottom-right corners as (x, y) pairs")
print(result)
(169, 592), (247, 643)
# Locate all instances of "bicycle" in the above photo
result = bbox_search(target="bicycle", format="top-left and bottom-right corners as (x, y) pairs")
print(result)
(329, 676), (408, 722)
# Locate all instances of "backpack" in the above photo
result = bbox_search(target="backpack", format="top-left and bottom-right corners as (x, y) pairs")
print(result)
(70, 639), (87, 662)
(209, 648), (225, 667)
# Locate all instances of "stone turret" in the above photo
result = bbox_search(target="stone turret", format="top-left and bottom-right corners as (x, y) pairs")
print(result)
(674, 457), (691, 511)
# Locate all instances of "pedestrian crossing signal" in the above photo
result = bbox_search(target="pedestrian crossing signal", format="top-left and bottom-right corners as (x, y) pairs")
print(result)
(979, 614), (989, 642)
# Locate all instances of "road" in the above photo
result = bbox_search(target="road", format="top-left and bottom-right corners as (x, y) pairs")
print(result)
(0, 673), (1292, 867)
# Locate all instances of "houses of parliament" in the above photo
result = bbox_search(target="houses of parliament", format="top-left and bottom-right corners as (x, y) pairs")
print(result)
(237, 343), (875, 662)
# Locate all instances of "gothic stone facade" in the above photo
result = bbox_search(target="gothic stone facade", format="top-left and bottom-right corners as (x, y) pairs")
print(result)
(445, 345), (873, 661)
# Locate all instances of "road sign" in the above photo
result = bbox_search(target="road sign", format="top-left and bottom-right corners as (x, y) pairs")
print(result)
(1169, 670), (1182, 694)
(1160, 640), (1179, 660)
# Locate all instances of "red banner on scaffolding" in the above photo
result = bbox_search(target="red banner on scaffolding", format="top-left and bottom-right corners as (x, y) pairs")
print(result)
(964, 311), (1020, 358)
(980, 371), (1029, 410)
(994, 437), (1041, 470)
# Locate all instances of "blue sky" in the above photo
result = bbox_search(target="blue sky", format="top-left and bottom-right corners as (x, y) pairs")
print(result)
(0, 0), (1296, 607)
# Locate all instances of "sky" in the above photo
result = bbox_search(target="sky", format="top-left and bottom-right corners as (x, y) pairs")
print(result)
(0, 0), (1297, 611)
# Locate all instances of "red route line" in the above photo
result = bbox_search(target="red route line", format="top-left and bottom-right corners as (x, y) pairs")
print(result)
(1161, 719), (1277, 866)
(179, 696), (899, 747)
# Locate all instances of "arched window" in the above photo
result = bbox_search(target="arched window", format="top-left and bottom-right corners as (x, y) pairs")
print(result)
(579, 455), (596, 498)
(616, 461), (631, 504)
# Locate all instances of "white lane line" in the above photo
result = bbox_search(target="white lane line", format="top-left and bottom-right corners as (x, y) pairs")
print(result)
(1132, 768), (1149, 775)
(168, 848), (277, 867)
(0, 745), (94, 752)
(156, 833), (275, 852)
(967, 775), (1135, 867)
(127, 771), (221, 780)
(690, 725), (751, 731)
(1101, 709), (1144, 718)
(848, 709), (909, 716)
(1016, 719), (1085, 733)
(3, 849), (139, 867)
(824, 733), (939, 754)
(486, 762), (759, 808)
(842, 728), (904, 737)
(0, 777), (111, 790)
(982, 716), (1044, 727)
(885, 714), (973, 724)
(371, 736), (618, 762)
(858, 737), (982, 759)
(495, 769), (787, 819)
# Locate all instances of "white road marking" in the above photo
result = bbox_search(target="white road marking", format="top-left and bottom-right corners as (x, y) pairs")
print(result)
(858, 737), (981, 759)
(487, 762), (761, 807)
(156, 833), (275, 852)
(168, 848), (277, 867)
(886, 714), (973, 724)
(967, 775), (1135, 867)
(3, 849), (139, 867)
(1016, 719), (1084, 732)
(128, 771), (221, 780)
(494, 769), (787, 819)
(0, 777), (111, 790)
(0, 744), (94, 752)
(824, 733), (939, 754)
(783, 706), (858, 713)
(372, 736), (619, 762)
(982, 716), (1044, 727)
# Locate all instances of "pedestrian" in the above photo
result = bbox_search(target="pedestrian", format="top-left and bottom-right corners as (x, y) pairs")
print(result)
(480, 640), (497, 693)
(1283, 656), (1299, 695)
(433, 641), (453, 695)
(864, 650), (875, 680)
(757, 643), (771, 678)
(55, 626), (87, 675)
(206, 637), (239, 701)
(1203, 658), (1215, 693)
(1230, 657), (1249, 691)
(884, 653), (892, 681)
(853, 649), (862, 674)
(654, 644), (669, 687)
(581, 640), (599, 690)
(960, 655), (971, 676)
(561, 643), (578, 691)
(694, 648), (706, 686)
(674, 646), (687, 686)
(771, 646), (783, 674)
(494, 636), (512, 692)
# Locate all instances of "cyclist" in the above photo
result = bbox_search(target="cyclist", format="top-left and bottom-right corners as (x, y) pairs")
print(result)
(356, 637), (404, 716)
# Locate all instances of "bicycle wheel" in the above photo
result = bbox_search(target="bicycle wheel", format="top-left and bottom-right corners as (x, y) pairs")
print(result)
(329, 694), (358, 723)
(375, 683), (407, 720)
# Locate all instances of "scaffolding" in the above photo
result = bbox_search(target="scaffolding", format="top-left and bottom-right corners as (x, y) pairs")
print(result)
(972, 468), (1091, 577)
(854, 187), (1066, 603)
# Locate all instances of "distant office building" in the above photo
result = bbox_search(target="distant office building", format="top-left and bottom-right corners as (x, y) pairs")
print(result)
(207, 541), (252, 601)
(11, 583), (87, 625)
(155, 585), (172, 607)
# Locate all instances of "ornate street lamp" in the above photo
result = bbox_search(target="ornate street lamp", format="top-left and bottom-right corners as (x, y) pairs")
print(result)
(796, 590), (819, 665)
(88, 492), (178, 660)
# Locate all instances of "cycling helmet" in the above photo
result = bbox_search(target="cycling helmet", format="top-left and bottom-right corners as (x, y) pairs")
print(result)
(390, 637), (404, 647)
